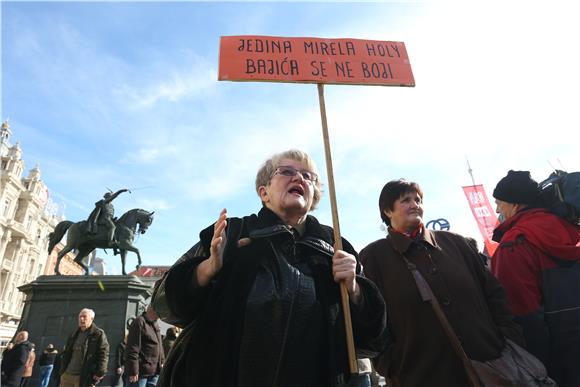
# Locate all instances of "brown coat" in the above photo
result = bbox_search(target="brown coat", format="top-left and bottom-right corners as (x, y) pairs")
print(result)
(22, 349), (35, 378)
(360, 229), (523, 387)
(125, 314), (165, 377)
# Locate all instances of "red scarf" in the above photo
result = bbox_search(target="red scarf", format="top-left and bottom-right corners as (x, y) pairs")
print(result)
(389, 223), (425, 240)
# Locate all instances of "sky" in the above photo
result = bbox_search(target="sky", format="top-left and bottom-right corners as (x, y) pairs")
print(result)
(1, 1), (578, 274)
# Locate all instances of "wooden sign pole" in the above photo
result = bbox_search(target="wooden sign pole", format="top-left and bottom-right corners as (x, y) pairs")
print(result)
(317, 83), (358, 374)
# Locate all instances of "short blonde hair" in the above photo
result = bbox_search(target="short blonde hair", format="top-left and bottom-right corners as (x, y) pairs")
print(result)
(255, 149), (323, 210)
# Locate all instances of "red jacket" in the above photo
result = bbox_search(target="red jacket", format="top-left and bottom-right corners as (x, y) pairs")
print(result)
(491, 208), (580, 315)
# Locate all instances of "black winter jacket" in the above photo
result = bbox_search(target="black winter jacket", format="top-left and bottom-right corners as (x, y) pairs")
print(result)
(0, 341), (32, 387)
(61, 323), (109, 387)
(153, 207), (388, 387)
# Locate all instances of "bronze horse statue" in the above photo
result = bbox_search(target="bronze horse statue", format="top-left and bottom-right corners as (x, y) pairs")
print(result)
(48, 208), (154, 275)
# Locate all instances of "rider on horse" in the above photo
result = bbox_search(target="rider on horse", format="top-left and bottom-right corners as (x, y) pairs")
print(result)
(87, 188), (129, 245)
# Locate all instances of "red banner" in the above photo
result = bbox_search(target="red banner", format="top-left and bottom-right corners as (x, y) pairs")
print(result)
(218, 35), (415, 86)
(462, 185), (499, 256)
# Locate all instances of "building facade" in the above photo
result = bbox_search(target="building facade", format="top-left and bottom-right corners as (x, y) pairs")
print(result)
(0, 120), (81, 351)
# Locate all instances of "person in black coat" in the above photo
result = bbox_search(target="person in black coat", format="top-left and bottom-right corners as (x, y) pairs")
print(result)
(39, 344), (58, 387)
(0, 331), (32, 387)
(152, 149), (388, 387)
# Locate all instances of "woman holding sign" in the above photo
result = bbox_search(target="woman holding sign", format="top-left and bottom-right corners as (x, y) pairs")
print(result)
(360, 179), (524, 387)
(152, 149), (387, 387)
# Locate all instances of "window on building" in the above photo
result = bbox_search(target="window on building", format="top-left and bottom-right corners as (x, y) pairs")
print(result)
(26, 215), (33, 231)
(2, 199), (11, 217)
(0, 271), (8, 298)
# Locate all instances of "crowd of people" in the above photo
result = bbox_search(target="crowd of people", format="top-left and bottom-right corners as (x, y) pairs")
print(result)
(151, 150), (578, 387)
(1, 149), (578, 387)
(1, 306), (178, 387)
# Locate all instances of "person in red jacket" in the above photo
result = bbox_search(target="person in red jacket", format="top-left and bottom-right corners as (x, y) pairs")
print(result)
(491, 170), (580, 387)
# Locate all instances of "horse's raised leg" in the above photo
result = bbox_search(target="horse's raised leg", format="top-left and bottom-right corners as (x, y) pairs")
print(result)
(117, 243), (141, 272)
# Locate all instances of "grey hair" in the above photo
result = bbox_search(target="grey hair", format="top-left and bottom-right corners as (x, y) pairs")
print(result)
(255, 149), (323, 210)
(79, 308), (95, 319)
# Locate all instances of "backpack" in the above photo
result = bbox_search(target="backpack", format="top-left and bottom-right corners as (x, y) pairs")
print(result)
(538, 170), (580, 225)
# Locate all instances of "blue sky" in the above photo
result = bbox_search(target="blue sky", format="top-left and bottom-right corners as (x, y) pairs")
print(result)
(2, 1), (578, 273)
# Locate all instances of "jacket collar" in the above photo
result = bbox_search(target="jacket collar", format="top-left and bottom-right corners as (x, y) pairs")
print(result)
(248, 206), (292, 238)
(199, 207), (335, 256)
(249, 207), (324, 237)
(78, 323), (98, 336)
(387, 227), (439, 254)
(492, 207), (540, 242)
(251, 207), (335, 257)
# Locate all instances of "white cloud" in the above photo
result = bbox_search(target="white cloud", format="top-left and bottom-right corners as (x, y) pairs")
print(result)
(122, 144), (180, 164)
(134, 197), (173, 211)
(117, 64), (217, 109)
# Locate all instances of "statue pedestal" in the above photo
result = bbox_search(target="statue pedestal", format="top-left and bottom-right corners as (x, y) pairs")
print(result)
(18, 275), (151, 387)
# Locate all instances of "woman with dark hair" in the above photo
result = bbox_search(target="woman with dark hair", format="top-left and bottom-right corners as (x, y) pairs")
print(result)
(359, 179), (524, 387)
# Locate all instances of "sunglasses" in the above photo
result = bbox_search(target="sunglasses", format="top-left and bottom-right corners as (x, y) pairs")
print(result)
(273, 165), (318, 183)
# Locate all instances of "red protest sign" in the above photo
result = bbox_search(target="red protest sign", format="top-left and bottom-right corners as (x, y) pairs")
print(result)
(218, 35), (415, 86)
(462, 185), (499, 256)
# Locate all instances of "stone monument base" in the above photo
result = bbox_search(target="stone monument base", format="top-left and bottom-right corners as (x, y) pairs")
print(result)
(18, 275), (151, 387)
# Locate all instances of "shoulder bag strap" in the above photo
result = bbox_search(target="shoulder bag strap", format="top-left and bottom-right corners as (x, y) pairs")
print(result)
(399, 251), (483, 387)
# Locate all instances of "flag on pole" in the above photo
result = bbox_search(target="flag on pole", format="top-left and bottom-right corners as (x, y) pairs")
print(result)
(462, 185), (499, 256)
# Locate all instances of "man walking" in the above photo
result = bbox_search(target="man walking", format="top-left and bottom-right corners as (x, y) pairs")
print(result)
(125, 305), (164, 387)
(60, 308), (109, 387)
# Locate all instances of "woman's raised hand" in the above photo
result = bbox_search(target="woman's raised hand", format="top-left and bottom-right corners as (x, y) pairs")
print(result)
(208, 208), (228, 273)
(196, 209), (228, 286)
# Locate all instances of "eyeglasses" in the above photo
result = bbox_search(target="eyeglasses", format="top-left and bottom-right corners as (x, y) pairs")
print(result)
(273, 166), (318, 183)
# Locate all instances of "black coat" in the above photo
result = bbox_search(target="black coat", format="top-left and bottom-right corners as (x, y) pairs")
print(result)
(0, 341), (32, 387)
(39, 350), (58, 366)
(153, 207), (388, 386)
(60, 323), (109, 387)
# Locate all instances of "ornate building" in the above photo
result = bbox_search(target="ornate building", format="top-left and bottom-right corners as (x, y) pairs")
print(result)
(0, 120), (80, 350)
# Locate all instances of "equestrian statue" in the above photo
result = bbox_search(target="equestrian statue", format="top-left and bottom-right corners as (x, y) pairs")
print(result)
(48, 188), (154, 275)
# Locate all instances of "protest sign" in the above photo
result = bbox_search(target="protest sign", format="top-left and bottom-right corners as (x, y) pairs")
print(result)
(219, 35), (415, 86)
(463, 185), (499, 256)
